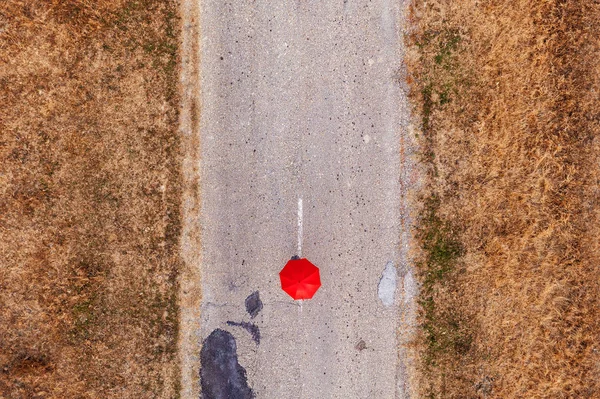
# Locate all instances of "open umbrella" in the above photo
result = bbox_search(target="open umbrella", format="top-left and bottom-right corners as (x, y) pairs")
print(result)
(279, 257), (321, 300)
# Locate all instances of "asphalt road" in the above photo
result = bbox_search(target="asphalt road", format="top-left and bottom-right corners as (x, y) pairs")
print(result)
(199, 0), (412, 397)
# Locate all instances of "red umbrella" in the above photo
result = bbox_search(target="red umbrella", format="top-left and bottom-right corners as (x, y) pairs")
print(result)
(279, 257), (321, 300)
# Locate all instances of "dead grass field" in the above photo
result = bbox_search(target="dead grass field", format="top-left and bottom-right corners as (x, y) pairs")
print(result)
(406, 0), (600, 397)
(0, 1), (182, 397)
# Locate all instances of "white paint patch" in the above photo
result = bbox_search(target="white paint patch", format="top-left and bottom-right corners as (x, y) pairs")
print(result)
(368, 58), (375, 66)
(363, 134), (371, 144)
(378, 261), (397, 307)
(297, 198), (303, 257)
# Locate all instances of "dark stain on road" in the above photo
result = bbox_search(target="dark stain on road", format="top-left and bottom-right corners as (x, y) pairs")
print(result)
(226, 321), (261, 345)
(200, 329), (255, 399)
(245, 291), (263, 318)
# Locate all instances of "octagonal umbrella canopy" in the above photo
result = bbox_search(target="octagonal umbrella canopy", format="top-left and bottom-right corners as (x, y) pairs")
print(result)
(279, 257), (321, 300)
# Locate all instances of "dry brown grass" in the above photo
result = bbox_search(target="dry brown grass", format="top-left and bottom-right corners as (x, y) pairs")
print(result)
(406, 0), (600, 397)
(0, 1), (182, 397)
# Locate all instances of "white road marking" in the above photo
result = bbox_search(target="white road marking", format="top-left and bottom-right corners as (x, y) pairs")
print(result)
(297, 197), (303, 258)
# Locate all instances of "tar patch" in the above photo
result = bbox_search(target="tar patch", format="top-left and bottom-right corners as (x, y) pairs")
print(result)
(245, 291), (263, 318)
(200, 329), (255, 399)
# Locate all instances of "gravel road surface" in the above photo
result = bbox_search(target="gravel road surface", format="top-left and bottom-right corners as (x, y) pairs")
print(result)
(199, 0), (412, 397)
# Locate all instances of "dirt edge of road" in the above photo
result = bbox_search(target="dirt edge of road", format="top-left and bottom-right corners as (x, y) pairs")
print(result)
(178, 0), (202, 399)
(177, 0), (202, 397)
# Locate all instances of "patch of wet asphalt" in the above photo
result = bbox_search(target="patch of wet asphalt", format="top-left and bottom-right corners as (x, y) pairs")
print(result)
(200, 329), (255, 399)
(245, 291), (263, 318)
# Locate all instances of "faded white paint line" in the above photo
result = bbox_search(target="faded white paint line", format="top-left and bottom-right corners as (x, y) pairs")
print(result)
(297, 197), (303, 257)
